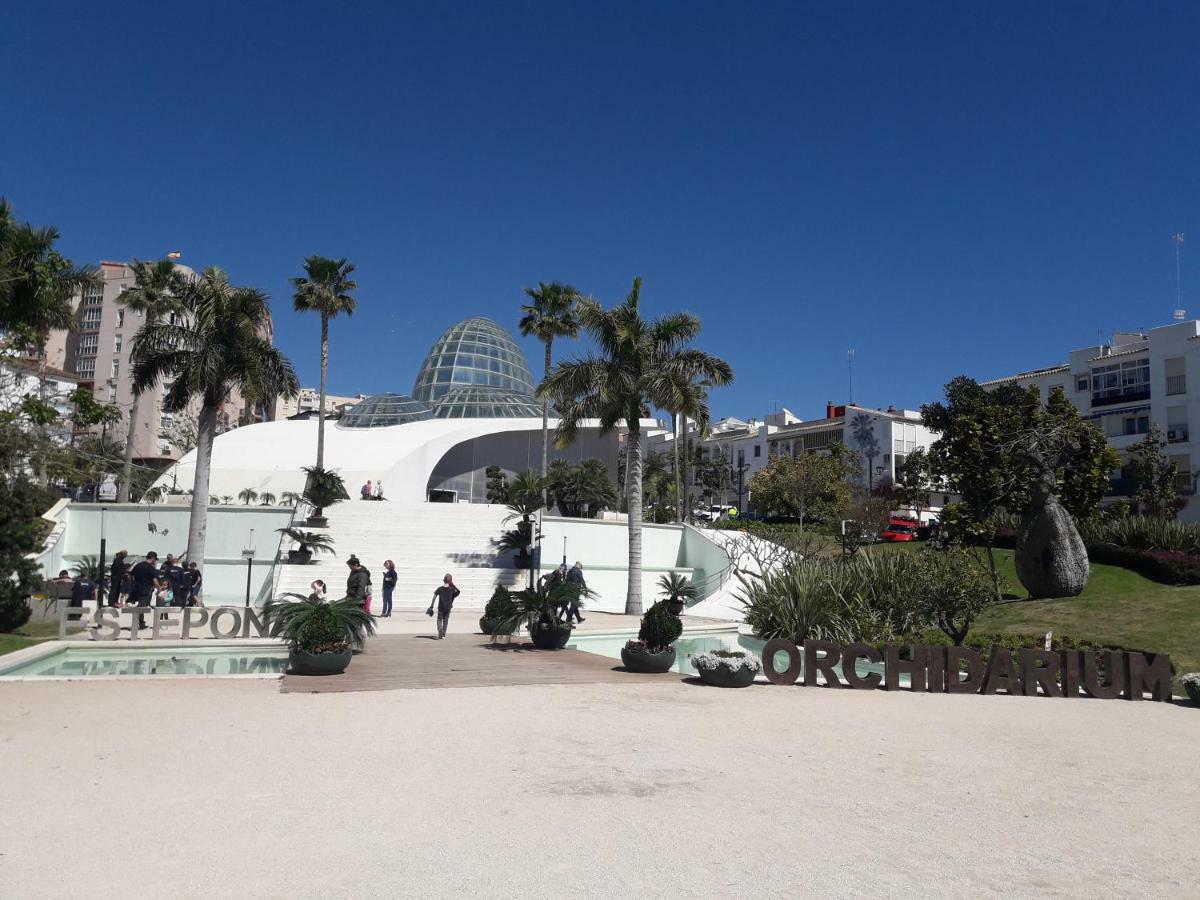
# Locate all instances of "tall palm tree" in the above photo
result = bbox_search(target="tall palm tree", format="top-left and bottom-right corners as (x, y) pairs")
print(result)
(0, 198), (98, 484)
(519, 282), (581, 500)
(662, 376), (712, 522)
(540, 277), (732, 614)
(116, 259), (183, 502)
(131, 267), (298, 566)
(291, 256), (357, 470)
(850, 412), (881, 493)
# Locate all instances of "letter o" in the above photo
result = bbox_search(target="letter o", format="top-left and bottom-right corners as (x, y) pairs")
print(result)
(209, 607), (242, 639)
(762, 638), (802, 685)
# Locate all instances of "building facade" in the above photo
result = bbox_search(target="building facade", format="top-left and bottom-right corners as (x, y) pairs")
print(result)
(47, 261), (268, 466)
(274, 387), (367, 420)
(981, 320), (1200, 516)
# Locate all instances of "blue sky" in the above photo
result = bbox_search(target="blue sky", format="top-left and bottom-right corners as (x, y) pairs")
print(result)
(3, 1), (1197, 420)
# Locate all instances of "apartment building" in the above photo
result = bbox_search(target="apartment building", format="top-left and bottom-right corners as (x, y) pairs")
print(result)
(275, 387), (367, 420)
(46, 261), (269, 467)
(980, 319), (1200, 517)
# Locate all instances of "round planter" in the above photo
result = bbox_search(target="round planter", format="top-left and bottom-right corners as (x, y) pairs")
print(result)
(620, 645), (675, 673)
(1184, 679), (1200, 705)
(289, 648), (351, 676)
(287, 549), (313, 565)
(530, 625), (572, 650)
(479, 616), (498, 635)
(305, 515), (328, 528)
(666, 599), (685, 617)
(696, 661), (756, 688)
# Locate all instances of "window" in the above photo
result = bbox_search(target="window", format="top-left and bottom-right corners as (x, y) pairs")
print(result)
(81, 284), (103, 306)
(81, 307), (102, 330)
(1076, 375), (1089, 392)
(113, 335), (122, 354)
(1091, 357), (1150, 406)
(1122, 416), (1150, 436)
(1169, 453), (1192, 493)
(75, 358), (95, 379)
(116, 309), (125, 328)
(77, 333), (98, 355)
(1167, 405), (1189, 443)
(110, 359), (120, 379)
(1166, 357), (1186, 396)
(753, 444), (761, 458)
(107, 384), (116, 402)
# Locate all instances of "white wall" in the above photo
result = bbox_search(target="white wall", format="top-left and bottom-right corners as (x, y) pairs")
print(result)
(38, 503), (295, 606)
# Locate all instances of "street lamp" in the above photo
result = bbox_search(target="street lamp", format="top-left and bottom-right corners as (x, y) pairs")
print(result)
(242, 529), (256, 608)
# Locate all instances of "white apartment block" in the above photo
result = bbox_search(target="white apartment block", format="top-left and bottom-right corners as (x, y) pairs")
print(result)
(980, 320), (1200, 518)
(45, 261), (270, 466)
(274, 387), (367, 420)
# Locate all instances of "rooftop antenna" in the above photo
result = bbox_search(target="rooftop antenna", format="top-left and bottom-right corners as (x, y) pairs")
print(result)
(1174, 233), (1185, 319)
(847, 349), (855, 405)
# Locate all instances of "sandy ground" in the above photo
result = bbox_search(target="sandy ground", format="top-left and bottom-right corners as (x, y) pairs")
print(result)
(1, 673), (1198, 899)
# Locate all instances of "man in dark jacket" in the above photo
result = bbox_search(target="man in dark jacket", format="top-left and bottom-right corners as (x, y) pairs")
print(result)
(565, 561), (587, 624)
(346, 556), (371, 610)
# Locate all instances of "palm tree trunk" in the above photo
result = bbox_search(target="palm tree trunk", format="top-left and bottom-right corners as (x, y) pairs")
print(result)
(625, 418), (644, 615)
(316, 313), (329, 470)
(673, 411), (682, 522)
(36, 343), (49, 487)
(541, 338), (552, 507)
(185, 403), (218, 567)
(680, 421), (690, 523)
(117, 392), (141, 502)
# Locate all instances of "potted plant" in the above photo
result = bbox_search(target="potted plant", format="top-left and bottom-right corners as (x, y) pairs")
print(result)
(479, 585), (518, 635)
(276, 527), (336, 564)
(301, 465), (350, 527)
(691, 648), (761, 688)
(1183, 672), (1200, 705)
(658, 571), (698, 616)
(497, 578), (583, 650)
(262, 592), (376, 676)
(492, 470), (543, 569)
(621, 600), (682, 673)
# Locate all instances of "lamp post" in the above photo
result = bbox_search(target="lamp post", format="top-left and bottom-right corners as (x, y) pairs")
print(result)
(97, 506), (108, 610)
(242, 529), (255, 608)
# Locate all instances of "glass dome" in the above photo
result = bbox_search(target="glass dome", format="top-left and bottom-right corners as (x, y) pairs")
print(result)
(430, 386), (543, 419)
(412, 317), (536, 404)
(338, 393), (432, 428)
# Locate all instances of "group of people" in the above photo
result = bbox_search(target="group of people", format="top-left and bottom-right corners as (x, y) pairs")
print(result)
(359, 480), (385, 501)
(542, 561), (588, 624)
(329, 555), (460, 638)
(56, 550), (203, 630)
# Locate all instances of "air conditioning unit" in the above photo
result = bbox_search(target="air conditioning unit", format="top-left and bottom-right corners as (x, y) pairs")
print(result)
(1168, 430), (1177, 441)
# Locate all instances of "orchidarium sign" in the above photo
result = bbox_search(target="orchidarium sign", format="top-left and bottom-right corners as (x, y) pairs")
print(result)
(761, 638), (1174, 702)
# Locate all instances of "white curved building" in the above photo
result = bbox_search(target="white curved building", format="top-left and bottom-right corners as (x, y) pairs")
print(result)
(153, 317), (628, 503)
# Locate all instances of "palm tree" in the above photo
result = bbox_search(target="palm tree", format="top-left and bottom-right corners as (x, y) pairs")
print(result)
(291, 256), (357, 471)
(662, 376), (712, 522)
(850, 412), (881, 493)
(0, 198), (98, 484)
(259, 491), (277, 506)
(519, 282), (581, 499)
(540, 277), (732, 614)
(116, 259), (183, 502)
(131, 266), (298, 568)
(238, 487), (259, 505)
(280, 490), (302, 507)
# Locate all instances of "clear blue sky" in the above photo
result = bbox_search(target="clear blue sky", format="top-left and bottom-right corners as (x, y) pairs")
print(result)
(3, 1), (1197, 420)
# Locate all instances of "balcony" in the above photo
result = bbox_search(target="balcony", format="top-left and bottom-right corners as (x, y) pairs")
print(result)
(1091, 387), (1150, 408)
(1166, 375), (1187, 396)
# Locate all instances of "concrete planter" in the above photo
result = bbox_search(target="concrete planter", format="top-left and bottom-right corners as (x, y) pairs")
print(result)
(530, 625), (572, 650)
(620, 644), (675, 673)
(696, 661), (756, 688)
(1184, 679), (1200, 705)
(289, 648), (351, 675)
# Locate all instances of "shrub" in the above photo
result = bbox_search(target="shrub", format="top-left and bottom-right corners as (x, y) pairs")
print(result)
(484, 586), (517, 620)
(262, 593), (376, 652)
(0, 596), (31, 632)
(910, 548), (996, 644)
(1087, 543), (1200, 586)
(1078, 516), (1200, 554)
(636, 600), (683, 652)
(691, 649), (762, 673)
(295, 603), (347, 654)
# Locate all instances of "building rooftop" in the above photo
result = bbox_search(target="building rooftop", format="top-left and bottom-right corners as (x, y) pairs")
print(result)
(411, 317), (536, 404)
(978, 364), (1070, 387)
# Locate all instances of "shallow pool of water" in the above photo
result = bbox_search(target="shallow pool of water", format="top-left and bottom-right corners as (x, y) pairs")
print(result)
(568, 628), (758, 676)
(0, 645), (288, 678)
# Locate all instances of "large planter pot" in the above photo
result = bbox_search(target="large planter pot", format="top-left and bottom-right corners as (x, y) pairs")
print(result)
(287, 549), (313, 565)
(479, 616), (515, 636)
(305, 516), (328, 529)
(1184, 679), (1200, 705)
(620, 644), (675, 673)
(696, 661), (757, 688)
(289, 648), (352, 676)
(530, 625), (573, 650)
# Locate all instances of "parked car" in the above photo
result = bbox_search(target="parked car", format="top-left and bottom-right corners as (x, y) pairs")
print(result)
(881, 521), (918, 542)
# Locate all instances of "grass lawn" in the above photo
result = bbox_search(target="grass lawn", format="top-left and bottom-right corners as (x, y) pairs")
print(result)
(0, 620), (61, 659)
(974, 548), (1200, 676)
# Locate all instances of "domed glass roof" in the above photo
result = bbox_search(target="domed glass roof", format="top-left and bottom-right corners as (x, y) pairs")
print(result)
(338, 392), (433, 428)
(430, 386), (543, 419)
(412, 317), (536, 404)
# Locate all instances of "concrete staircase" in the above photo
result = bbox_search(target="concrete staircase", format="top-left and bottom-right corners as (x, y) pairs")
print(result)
(273, 502), (525, 610)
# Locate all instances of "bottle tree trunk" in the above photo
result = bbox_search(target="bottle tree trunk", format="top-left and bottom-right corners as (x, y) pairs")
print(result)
(1015, 494), (1089, 598)
(316, 313), (329, 470)
(117, 392), (141, 502)
(625, 418), (644, 615)
(540, 338), (552, 507)
(184, 403), (219, 567)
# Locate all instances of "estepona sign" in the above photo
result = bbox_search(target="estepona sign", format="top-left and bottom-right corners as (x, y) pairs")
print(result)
(60, 605), (270, 641)
(761, 638), (1174, 702)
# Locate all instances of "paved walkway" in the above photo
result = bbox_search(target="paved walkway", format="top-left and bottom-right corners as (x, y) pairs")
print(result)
(281, 632), (679, 693)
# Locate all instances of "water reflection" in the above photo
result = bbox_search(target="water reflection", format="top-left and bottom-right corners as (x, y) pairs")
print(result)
(10, 651), (288, 678)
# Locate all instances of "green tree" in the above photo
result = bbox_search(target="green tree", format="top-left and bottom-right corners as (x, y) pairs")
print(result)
(291, 256), (357, 471)
(131, 267), (298, 567)
(484, 464), (510, 504)
(541, 277), (732, 614)
(748, 443), (858, 530)
(520, 282), (582, 502)
(0, 478), (48, 631)
(661, 373), (712, 521)
(893, 447), (932, 522)
(912, 547), (997, 645)
(116, 259), (184, 501)
(238, 487), (259, 505)
(546, 458), (618, 518)
(849, 412), (881, 493)
(1125, 425), (1178, 517)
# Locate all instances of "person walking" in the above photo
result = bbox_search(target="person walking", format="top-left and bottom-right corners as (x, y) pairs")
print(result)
(565, 561), (587, 624)
(346, 556), (372, 612)
(426, 574), (460, 639)
(109, 550), (129, 607)
(128, 552), (161, 631)
(381, 560), (397, 617)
